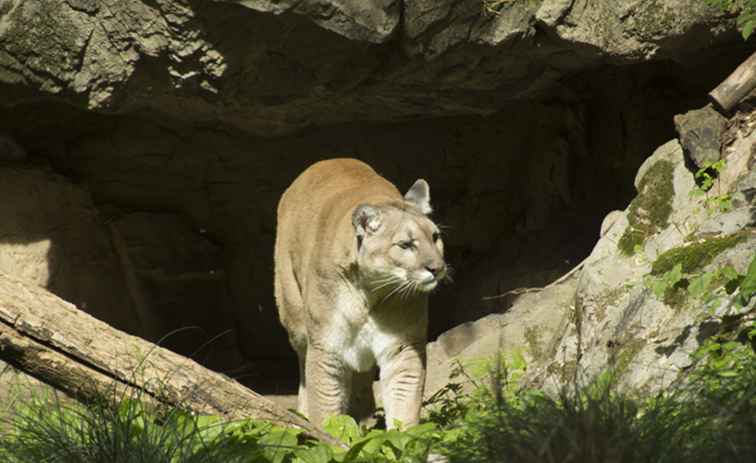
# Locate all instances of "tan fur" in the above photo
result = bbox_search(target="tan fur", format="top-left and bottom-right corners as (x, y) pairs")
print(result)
(274, 159), (446, 428)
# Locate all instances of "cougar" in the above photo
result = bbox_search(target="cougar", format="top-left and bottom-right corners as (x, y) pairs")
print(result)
(274, 158), (447, 428)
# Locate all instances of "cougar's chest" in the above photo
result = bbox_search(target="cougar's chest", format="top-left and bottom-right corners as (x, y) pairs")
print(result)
(339, 315), (399, 372)
(328, 291), (400, 373)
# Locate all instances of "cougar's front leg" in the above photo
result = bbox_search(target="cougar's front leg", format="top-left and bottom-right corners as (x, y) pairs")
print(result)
(305, 346), (350, 426)
(380, 343), (426, 429)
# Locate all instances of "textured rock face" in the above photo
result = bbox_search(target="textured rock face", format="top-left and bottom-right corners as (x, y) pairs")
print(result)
(111, 213), (243, 370)
(217, 0), (401, 43)
(0, 0), (744, 135)
(426, 102), (756, 397)
(675, 105), (727, 168)
(0, 167), (139, 333)
(425, 278), (578, 397)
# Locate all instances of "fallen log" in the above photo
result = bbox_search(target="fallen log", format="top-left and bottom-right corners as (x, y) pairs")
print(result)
(709, 51), (756, 113)
(0, 272), (336, 444)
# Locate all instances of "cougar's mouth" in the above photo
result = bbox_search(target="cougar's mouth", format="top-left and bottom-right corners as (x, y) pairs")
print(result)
(420, 279), (439, 291)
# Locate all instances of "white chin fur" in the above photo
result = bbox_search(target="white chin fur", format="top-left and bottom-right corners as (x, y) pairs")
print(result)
(420, 280), (438, 291)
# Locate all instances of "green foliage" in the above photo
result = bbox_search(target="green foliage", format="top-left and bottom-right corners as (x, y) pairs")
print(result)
(691, 322), (756, 395)
(645, 247), (750, 311)
(687, 264), (741, 299)
(705, 0), (756, 39)
(433, 352), (756, 463)
(618, 160), (675, 256)
(0, 395), (247, 463)
(735, 252), (756, 305)
(0, 389), (441, 463)
(3, 344), (756, 463)
(688, 320), (756, 454)
(693, 159), (726, 193)
(690, 160), (733, 213)
(647, 262), (685, 300)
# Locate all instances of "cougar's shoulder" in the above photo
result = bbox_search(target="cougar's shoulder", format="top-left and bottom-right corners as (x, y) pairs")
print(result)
(276, 159), (401, 272)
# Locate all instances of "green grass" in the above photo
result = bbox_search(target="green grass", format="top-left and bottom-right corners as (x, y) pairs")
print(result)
(1, 320), (755, 463)
(0, 384), (437, 463)
(0, 394), (250, 463)
(435, 367), (755, 463)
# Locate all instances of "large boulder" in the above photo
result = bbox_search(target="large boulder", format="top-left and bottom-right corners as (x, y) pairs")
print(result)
(674, 105), (727, 168)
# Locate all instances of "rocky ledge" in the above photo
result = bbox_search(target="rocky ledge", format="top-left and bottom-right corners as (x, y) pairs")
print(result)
(0, 0), (746, 135)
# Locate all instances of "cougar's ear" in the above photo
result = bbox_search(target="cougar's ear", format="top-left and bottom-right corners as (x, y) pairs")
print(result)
(352, 205), (382, 248)
(404, 179), (432, 215)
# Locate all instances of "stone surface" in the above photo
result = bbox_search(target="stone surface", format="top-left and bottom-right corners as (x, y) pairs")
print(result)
(674, 105), (726, 168)
(111, 213), (244, 370)
(217, 0), (401, 43)
(425, 276), (578, 398)
(698, 207), (756, 235)
(0, 0), (747, 136)
(0, 166), (140, 334)
(0, 134), (25, 160)
(425, 104), (756, 395)
(538, 127), (756, 392)
(536, 0), (573, 27)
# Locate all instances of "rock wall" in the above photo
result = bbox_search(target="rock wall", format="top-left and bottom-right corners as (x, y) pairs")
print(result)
(0, 166), (139, 333)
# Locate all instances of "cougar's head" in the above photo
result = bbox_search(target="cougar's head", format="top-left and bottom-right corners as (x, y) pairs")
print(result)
(352, 179), (447, 295)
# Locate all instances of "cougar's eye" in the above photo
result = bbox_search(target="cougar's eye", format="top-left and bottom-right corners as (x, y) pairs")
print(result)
(432, 231), (440, 242)
(397, 241), (415, 250)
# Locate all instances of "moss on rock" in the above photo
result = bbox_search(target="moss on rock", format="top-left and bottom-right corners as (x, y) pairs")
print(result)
(612, 338), (646, 377)
(618, 160), (675, 255)
(651, 232), (750, 275)
(524, 326), (544, 361)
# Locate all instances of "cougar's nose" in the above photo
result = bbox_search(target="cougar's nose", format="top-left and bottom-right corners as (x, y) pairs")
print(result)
(425, 263), (446, 278)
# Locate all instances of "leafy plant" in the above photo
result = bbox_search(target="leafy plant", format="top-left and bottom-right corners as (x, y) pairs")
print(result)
(433, 353), (756, 463)
(687, 264), (741, 300)
(0, 394), (248, 463)
(645, 255), (747, 310)
(693, 159), (726, 193)
(705, 0), (756, 39)
(689, 321), (756, 415)
(647, 262), (685, 300)
(3, 344), (756, 463)
(735, 252), (756, 305)
(0, 384), (443, 463)
(690, 159), (733, 213)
